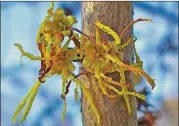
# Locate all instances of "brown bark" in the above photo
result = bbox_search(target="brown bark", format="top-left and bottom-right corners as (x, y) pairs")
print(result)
(81, 2), (137, 126)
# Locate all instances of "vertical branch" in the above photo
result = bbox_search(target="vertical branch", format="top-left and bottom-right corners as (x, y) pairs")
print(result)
(81, 2), (137, 126)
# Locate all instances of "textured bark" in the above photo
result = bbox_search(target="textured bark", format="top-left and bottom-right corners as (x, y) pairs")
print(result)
(81, 2), (137, 126)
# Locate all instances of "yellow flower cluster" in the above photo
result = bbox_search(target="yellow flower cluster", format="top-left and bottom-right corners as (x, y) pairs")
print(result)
(12, 2), (155, 124)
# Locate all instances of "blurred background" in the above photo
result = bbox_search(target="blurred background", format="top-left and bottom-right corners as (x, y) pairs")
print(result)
(1, 2), (178, 126)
